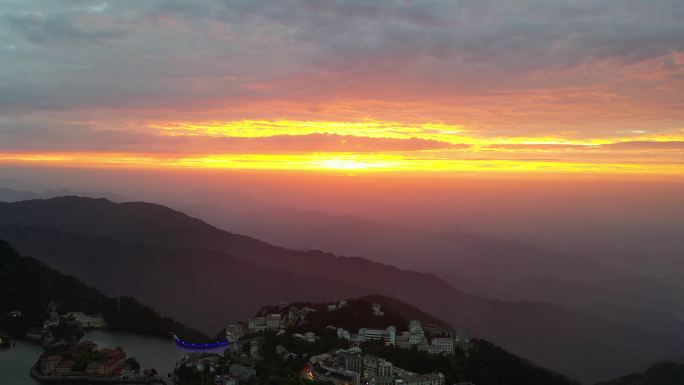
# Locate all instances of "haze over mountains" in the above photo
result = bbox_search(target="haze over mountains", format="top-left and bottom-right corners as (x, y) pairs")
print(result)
(0, 196), (683, 383)
(1, 237), (588, 385)
(175, 204), (684, 340)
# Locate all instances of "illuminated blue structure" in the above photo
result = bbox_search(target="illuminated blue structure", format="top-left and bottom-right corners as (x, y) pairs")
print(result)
(173, 334), (230, 349)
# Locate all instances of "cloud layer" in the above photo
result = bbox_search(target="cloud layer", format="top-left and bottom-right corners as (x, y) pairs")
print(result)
(1, 0), (683, 172)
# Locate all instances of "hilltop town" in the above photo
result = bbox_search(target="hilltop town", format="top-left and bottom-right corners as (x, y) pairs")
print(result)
(175, 298), (472, 385)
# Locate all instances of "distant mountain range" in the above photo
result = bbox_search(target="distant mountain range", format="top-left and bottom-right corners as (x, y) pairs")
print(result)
(595, 362), (684, 385)
(0, 187), (126, 203)
(0, 196), (682, 383)
(174, 204), (684, 340)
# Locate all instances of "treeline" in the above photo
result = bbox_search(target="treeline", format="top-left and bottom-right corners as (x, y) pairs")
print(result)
(0, 239), (207, 341)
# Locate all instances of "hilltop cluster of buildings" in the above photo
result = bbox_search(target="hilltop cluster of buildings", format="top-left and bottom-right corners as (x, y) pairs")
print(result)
(216, 300), (470, 385)
(304, 347), (445, 385)
(225, 302), (320, 343)
(228, 301), (469, 357)
(23, 301), (107, 348)
(242, 303), (319, 334)
(233, 301), (469, 356)
(330, 318), (469, 355)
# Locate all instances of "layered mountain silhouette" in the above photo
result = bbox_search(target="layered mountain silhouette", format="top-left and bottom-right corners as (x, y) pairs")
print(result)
(176, 204), (684, 339)
(595, 362), (684, 385)
(0, 239), (206, 341)
(0, 196), (682, 383)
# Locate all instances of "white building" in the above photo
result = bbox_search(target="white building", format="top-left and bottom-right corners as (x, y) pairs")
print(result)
(247, 317), (267, 332)
(363, 355), (394, 378)
(336, 328), (351, 341)
(408, 320), (424, 345)
(66, 312), (107, 329)
(266, 313), (282, 329)
(247, 313), (282, 332)
(358, 326), (396, 345)
(428, 337), (455, 355)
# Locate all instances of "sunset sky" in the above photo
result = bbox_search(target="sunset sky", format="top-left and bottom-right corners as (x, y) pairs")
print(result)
(1, 0), (684, 174)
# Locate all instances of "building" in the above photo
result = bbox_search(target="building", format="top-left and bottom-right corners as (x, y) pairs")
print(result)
(39, 355), (62, 375)
(372, 303), (384, 317)
(250, 339), (261, 359)
(407, 320), (424, 345)
(428, 337), (454, 355)
(293, 332), (317, 343)
(85, 347), (126, 376)
(363, 355), (393, 378)
(358, 326), (396, 345)
(336, 351), (363, 374)
(54, 360), (74, 375)
(337, 328), (351, 341)
(310, 349), (445, 385)
(66, 312), (107, 329)
(247, 314), (282, 332)
(313, 364), (360, 385)
(266, 313), (282, 329)
(225, 324), (246, 343)
(393, 370), (445, 385)
(39, 355), (75, 375)
(43, 311), (61, 329)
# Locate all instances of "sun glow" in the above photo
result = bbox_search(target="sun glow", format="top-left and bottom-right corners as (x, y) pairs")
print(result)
(1, 151), (683, 175)
(315, 157), (399, 170)
(1, 120), (683, 175)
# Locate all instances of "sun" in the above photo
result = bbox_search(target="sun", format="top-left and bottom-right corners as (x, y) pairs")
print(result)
(315, 157), (397, 171)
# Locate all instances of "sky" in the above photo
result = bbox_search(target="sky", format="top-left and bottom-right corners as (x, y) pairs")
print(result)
(1, 0), (683, 175)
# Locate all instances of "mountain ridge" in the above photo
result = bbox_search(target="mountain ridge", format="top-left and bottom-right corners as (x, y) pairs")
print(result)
(1, 196), (682, 383)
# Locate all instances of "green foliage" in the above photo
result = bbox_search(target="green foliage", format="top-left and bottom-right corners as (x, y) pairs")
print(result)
(175, 364), (210, 385)
(125, 357), (141, 371)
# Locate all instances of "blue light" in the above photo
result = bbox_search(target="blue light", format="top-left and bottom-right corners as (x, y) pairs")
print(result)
(173, 335), (230, 350)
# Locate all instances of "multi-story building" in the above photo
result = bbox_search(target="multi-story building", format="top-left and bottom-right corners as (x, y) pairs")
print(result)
(66, 312), (107, 329)
(39, 355), (62, 375)
(225, 324), (246, 342)
(85, 347), (126, 376)
(313, 364), (360, 385)
(54, 360), (74, 375)
(358, 326), (396, 345)
(247, 313), (282, 332)
(371, 303), (384, 317)
(408, 320), (424, 345)
(363, 355), (393, 379)
(309, 349), (445, 385)
(394, 370), (445, 385)
(266, 313), (282, 329)
(336, 351), (363, 374)
(428, 337), (455, 355)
